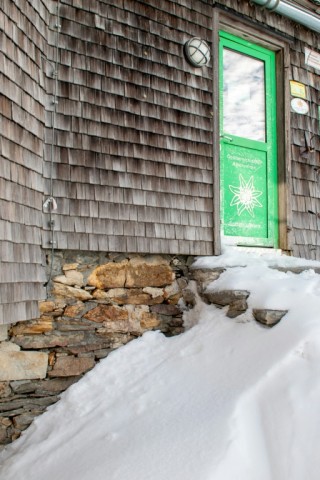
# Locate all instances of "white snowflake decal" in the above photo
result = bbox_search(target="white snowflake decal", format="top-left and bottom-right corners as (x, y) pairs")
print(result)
(229, 175), (263, 217)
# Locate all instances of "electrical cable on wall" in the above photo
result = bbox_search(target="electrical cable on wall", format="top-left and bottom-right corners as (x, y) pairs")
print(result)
(43, 0), (61, 295)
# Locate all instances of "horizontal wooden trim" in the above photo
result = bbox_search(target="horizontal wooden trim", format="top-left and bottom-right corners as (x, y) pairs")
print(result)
(217, 5), (294, 49)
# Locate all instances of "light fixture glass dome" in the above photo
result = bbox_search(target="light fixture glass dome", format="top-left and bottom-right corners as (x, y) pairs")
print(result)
(184, 37), (211, 67)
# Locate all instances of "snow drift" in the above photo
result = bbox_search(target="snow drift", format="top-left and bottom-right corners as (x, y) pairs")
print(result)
(1, 248), (320, 480)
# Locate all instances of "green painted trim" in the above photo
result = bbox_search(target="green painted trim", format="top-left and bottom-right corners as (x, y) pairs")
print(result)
(219, 31), (278, 247)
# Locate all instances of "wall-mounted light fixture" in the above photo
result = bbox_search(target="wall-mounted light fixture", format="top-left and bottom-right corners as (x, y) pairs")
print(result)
(184, 37), (211, 67)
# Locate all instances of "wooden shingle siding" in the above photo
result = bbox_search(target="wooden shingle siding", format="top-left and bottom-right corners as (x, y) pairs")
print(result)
(43, 0), (214, 255)
(2, 0), (320, 325)
(0, 1), (48, 324)
(0, 301), (40, 326)
(41, 0), (320, 258)
(288, 33), (320, 259)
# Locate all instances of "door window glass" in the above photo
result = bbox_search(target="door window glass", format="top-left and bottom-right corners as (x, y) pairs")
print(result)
(223, 48), (266, 142)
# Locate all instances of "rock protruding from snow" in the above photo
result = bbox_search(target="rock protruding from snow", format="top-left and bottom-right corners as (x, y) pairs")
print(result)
(190, 268), (225, 292)
(253, 309), (288, 327)
(203, 289), (250, 318)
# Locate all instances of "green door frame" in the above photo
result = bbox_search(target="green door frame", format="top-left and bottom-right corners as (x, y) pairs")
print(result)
(219, 31), (278, 247)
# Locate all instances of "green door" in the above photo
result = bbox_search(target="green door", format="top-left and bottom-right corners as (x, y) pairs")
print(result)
(219, 32), (278, 247)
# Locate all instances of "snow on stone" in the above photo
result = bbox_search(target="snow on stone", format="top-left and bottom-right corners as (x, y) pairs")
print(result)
(1, 248), (320, 480)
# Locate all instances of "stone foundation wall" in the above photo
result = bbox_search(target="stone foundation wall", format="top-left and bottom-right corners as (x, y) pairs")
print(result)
(0, 252), (193, 448)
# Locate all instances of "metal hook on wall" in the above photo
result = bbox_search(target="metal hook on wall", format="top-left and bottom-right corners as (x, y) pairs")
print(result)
(300, 131), (315, 158)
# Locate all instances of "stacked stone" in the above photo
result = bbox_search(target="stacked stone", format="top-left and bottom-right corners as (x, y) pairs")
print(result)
(0, 254), (192, 448)
(191, 267), (288, 324)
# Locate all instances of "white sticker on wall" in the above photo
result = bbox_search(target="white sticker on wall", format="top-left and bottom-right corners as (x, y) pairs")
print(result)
(291, 98), (309, 115)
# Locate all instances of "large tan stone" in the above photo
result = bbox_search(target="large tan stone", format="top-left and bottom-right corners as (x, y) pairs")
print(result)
(143, 287), (164, 298)
(62, 263), (79, 271)
(0, 352), (48, 381)
(126, 306), (150, 333)
(53, 270), (84, 287)
(0, 342), (20, 352)
(91, 289), (112, 301)
(51, 283), (93, 301)
(0, 418), (11, 428)
(39, 301), (55, 314)
(101, 320), (132, 334)
(93, 288), (152, 305)
(84, 305), (129, 323)
(164, 280), (182, 304)
(87, 260), (128, 289)
(48, 355), (94, 377)
(93, 288), (164, 306)
(85, 257), (174, 290)
(164, 280), (180, 299)
(140, 312), (160, 330)
(53, 299), (67, 311)
(126, 256), (174, 288)
(64, 302), (86, 317)
(88, 305), (141, 334)
(166, 293), (182, 305)
(11, 317), (53, 335)
(101, 313), (140, 334)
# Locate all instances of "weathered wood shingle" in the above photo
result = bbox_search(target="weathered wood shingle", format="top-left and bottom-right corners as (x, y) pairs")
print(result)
(0, 0), (49, 324)
(43, 0), (214, 255)
(2, 0), (320, 326)
(289, 34), (320, 259)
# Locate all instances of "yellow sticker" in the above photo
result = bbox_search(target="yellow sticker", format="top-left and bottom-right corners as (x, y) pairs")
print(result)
(290, 81), (307, 99)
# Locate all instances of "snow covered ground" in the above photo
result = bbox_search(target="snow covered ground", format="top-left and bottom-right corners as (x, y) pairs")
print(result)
(1, 248), (320, 480)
